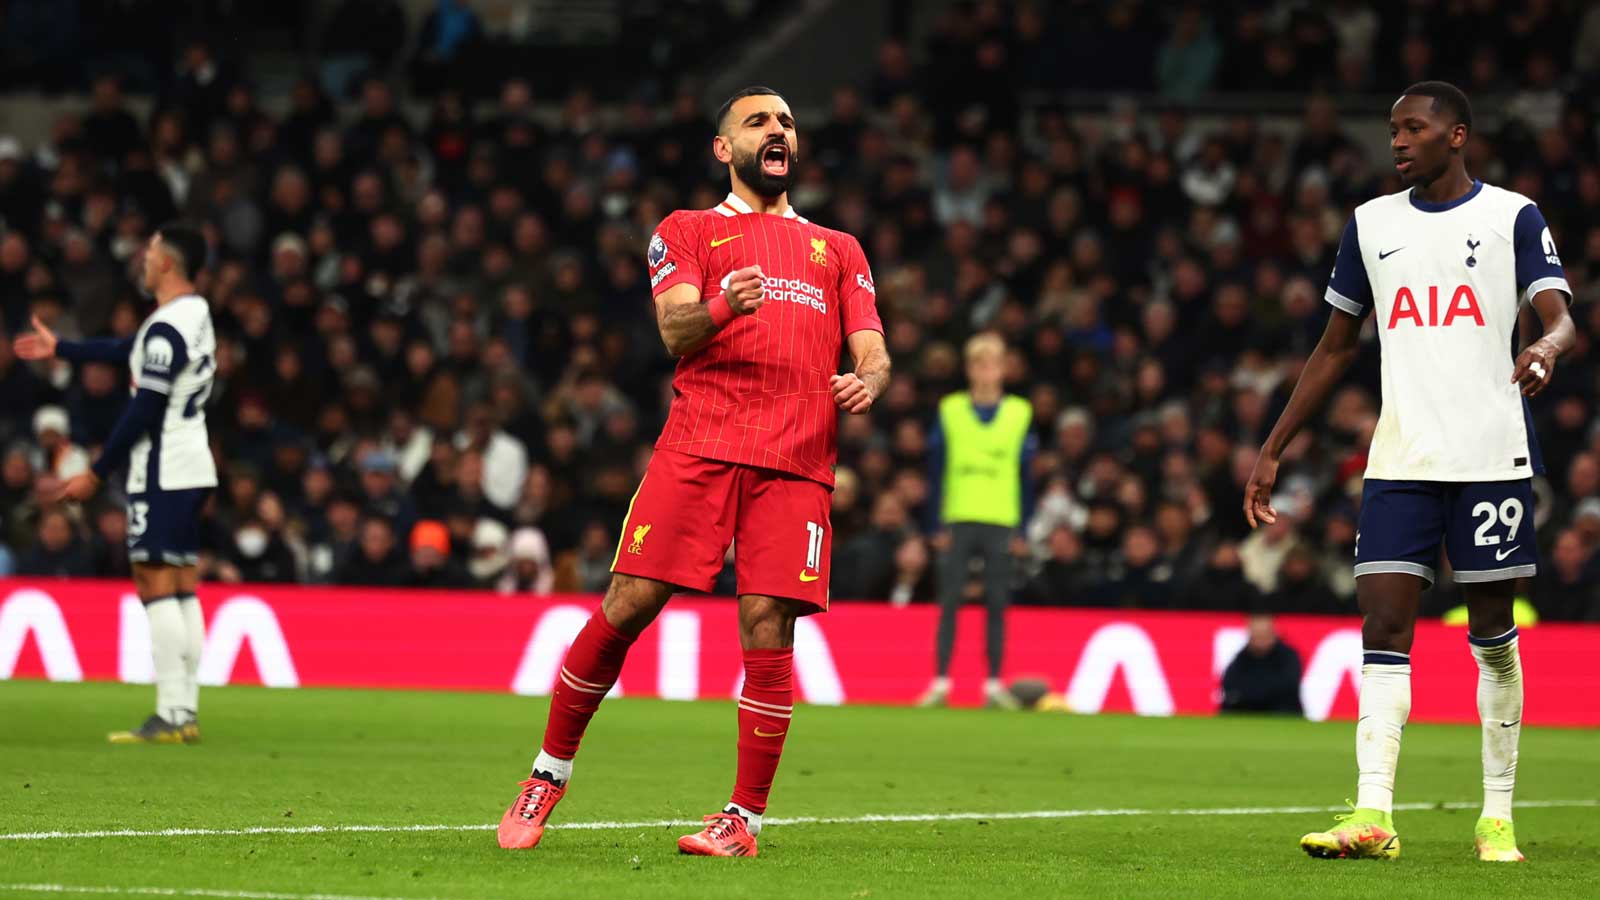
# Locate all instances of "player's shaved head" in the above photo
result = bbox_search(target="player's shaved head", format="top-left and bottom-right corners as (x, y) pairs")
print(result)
(155, 222), (208, 278)
(1397, 81), (1472, 134)
(716, 86), (783, 135)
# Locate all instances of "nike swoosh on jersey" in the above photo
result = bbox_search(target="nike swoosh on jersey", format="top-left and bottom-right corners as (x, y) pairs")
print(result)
(798, 570), (820, 582)
(1494, 545), (1519, 561)
(1378, 247), (1405, 260)
(710, 235), (743, 248)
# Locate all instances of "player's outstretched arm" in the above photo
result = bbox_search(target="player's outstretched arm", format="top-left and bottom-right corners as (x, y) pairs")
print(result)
(1510, 290), (1576, 397)
(832, 329), (889, 414)
(1244, 309), (1364, 528)
(13, 314), (134, 363)
(11, 315), (58, 359)
(654, 266), (766, 357)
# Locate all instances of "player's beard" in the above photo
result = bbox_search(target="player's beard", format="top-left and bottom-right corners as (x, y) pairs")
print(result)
(732, 141), (795, 199)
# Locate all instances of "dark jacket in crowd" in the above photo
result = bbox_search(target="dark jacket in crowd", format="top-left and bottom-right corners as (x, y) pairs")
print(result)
(1220, 638), (1304, 715)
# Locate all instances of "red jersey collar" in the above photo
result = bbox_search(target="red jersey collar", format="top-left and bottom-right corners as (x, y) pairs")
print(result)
(716, 192), (803, 220)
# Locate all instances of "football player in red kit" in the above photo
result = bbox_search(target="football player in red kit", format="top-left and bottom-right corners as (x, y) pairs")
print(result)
(496, 86), (890, 857)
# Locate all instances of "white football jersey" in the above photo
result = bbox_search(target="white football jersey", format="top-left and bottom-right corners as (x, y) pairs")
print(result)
(126, 295), (219, 493)
(1325, 180), (1570, 482)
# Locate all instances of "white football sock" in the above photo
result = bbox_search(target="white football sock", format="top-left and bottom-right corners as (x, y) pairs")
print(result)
(726, 802), (764, 836)
(145, 598), (189, 725)
(1470, 627), (1521, 821)
(1355, 652), (1411, 814)
(532, 749), (573, 785)
(929, 676), (951, 693)
(179, 594), (204, 717)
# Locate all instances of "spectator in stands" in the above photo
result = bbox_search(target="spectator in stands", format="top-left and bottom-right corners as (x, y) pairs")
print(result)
(0, 329), (45, 446)
(335, 516), (407, 586)
(1266, 545), (1343, 616)
(1158, 493), (1203, 586)
(499, 526), (554, 596)
(834, 491), (911, 601)
(357, 449), (418, 538)
(1026, 519), (1078, 592)
(0, 444), (37, 550)
(382, 408), (434, 485)
(32, 407), (90, 481)
(222, 493), (299, 584)
(1192, 542), (1262, 612)
(18, 507), (93, 577)
(407, 519), (468, 588)
(573, 521), (614, 594)
(1096, 524), (1173, 608)
(86, 503), (131, 579)
(68, 361), (125, 448)
(1536, 529), (1600, 621)
(457, 402), (527, 511)
(83, 75), (142, 169)
(886, 535), (933, 608)
(1220, 614), (1304, 715)
(312, 494), (363, 583)
(467, 517), (509, 589)
(1239, 487), (1307, 594)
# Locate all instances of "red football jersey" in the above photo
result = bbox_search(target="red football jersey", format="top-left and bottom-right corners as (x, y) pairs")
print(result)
(647, 192), (883, 486)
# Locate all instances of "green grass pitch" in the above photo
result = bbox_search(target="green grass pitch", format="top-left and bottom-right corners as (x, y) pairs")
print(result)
(2, 680), (1597, 899)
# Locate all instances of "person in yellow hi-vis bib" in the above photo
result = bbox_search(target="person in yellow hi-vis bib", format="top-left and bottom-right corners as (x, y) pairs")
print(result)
(919, 333), (1036, 709)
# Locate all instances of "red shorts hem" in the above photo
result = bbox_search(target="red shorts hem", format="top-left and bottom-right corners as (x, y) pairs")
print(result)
(609, 557), (716, 594)
(731, 572), (829, 611)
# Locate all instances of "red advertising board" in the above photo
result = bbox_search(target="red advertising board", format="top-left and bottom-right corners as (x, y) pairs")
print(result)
(1, 580), (1595, 725)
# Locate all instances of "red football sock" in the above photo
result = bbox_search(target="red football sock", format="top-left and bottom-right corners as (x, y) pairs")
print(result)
(540, 609), (636, 760)
(730, 648), (794, 814)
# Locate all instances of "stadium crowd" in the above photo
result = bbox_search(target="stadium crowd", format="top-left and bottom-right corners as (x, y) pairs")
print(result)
(2, 1), (1600, 620)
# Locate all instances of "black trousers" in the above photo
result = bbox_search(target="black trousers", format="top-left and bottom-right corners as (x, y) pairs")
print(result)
(935, 522), (1013, 679)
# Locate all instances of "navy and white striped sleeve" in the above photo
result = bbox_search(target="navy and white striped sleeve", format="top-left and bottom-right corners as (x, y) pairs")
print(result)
(1513, 203), (1572, 305)
(1325, 215), (1373, 318)
(137, 322), (188, 394)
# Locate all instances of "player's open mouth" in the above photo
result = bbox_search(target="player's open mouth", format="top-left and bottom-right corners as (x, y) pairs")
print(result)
(1394, 158), (1413, 174)
(761, 142), (789, 177)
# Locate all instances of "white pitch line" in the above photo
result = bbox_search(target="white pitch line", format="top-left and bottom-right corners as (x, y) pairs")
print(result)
(1, 799), (1594, 843)
(0, 885), (451, 900)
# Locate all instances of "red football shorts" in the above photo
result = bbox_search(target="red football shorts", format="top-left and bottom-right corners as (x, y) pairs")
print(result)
(610, 449), (832, 611)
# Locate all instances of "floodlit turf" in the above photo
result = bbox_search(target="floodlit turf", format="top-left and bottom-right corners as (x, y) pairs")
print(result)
(1, 681), (1597, 899)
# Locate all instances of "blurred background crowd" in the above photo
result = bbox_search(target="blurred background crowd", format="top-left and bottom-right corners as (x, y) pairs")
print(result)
(3, 0), (1600, 620)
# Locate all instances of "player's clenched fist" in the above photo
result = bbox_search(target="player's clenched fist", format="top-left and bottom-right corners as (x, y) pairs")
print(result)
(830, 373), (874, 414)
(725, 265), (766, 315)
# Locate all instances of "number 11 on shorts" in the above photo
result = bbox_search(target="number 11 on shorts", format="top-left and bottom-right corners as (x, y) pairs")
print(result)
(804, 521), (823, 571)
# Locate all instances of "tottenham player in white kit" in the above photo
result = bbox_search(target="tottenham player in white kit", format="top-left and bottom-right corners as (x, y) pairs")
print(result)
(1245, 83), (1575, 862)
(16, 224), (219, 744)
